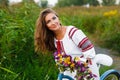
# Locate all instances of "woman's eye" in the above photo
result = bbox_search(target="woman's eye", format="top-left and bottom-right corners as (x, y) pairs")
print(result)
(52, 16), (56, 20)
(46, 20), (50, 24)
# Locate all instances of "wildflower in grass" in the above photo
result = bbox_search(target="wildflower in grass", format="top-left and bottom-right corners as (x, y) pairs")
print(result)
(103, 10), (118, 17)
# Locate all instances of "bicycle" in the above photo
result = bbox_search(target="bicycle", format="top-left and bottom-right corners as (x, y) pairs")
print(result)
(58, 54), (120, 80)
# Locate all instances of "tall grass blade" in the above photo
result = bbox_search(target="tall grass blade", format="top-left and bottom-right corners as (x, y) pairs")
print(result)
(0, 66), (17, 75)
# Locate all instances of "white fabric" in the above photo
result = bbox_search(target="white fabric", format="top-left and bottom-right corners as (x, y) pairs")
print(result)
(54, 26), (100, 80)
(94, 54), (113, 66)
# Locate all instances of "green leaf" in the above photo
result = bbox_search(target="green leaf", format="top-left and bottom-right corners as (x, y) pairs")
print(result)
(0, 66), (17, 75)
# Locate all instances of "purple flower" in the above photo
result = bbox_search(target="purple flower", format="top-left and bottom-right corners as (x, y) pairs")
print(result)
(76, 61), (82, 66)
(53, 51), (58, 56)
(80, 67), (86, 72)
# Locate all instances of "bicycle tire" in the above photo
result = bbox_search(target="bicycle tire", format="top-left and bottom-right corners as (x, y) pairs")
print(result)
(100, 69), (120, 80)
(104, 73), (120, 80)
(58, 73), (74, 80)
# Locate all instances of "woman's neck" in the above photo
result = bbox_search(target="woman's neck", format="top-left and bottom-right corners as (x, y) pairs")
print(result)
(54, 26), (66, 40)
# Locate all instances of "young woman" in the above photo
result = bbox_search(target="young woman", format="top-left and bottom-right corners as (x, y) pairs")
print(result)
(34, 8), (100, 80)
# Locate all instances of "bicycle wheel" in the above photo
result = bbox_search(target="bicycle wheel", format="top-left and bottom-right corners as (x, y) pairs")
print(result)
(100, 69), (120, 80)
(58, 73), (74, 80)
(104, 73), (119, 80)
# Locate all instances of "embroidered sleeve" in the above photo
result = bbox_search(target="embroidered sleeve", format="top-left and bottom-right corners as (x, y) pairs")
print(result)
(68, 26), (95, 58)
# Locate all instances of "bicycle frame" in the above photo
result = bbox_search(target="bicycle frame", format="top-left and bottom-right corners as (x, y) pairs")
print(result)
(58, 69), (120, 80)
(58, 73), (74, 80)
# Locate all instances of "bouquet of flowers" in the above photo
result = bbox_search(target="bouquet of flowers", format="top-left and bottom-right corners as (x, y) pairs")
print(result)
(54, 51), (97, 80)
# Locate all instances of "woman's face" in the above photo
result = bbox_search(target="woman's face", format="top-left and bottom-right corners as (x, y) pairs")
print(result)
(45, 13), (61, 31)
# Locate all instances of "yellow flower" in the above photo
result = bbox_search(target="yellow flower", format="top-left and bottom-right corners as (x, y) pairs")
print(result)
(70, 63), (75, 68)
(58, 53), (61, 57)
(66, 56), (71, 61)
(64, 56), (71, 64)
(103, 10), (118, 17)
(74, 57), (80, 62)
(59, 57), (63, 63)
(83, 62), (88, 67)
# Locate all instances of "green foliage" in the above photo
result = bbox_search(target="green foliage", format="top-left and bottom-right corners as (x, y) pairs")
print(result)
(22, 0), (34, 2)
(81, 15), (102, 33)
(102, 0), (116, 6)
(0, 3), (58, 80)
(56, 0), (100, 7)
(56, 0), (87, 7)
(41, 0), (48, 8)
(95, 15), (120, 52)
(99, 65), (114, 76)
(103, 33), (120, 52)
(87, 0), (99, 6)
(60, 15), (83, 29)
(0, 0), (8, 7)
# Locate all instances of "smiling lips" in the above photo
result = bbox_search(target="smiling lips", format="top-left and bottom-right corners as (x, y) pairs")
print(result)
(50, 23), (59, 28)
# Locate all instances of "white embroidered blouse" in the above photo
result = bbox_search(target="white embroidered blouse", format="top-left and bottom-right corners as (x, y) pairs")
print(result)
(54, 26), (97, 79)
(54, 26), (95, 59)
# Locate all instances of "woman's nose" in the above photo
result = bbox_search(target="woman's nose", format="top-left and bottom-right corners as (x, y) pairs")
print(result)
(51, 20), (55, 25)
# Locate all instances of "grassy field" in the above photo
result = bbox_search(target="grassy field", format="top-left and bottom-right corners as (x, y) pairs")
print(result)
(0, 2), (120, 80)
(54, 6), (120, 52)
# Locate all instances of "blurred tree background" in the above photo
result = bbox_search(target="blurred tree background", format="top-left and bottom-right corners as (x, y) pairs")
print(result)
(0, 0), (9, 7)
(102, 0), (116, 6)
(0, 0), (119, 7)
(56, 0), (117, 7)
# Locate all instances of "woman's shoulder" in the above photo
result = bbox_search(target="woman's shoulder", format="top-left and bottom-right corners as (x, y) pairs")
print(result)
(67, 25), (81, 32)
(67, 25), (81, 30)
(67, 25), (75, 28)
(66, 26), (78, 38)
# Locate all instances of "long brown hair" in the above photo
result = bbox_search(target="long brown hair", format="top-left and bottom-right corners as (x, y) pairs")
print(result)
(34, 8), (58, 53)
